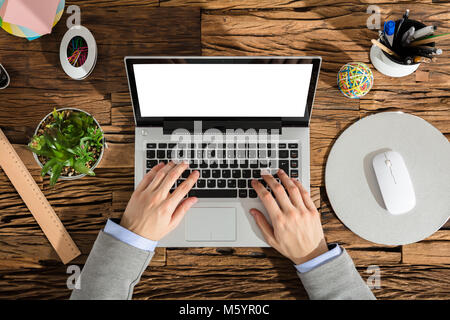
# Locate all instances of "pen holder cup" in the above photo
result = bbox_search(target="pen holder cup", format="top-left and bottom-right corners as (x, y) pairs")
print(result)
(370, 19), (430, 77)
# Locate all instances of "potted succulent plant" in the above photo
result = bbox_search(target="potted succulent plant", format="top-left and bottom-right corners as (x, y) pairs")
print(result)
(28, 108), (105, 186)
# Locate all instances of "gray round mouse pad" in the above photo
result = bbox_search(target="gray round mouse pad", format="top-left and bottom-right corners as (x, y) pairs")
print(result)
(325, 112), (450, 245)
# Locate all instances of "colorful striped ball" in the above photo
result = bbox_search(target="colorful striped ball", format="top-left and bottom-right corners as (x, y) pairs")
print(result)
(337, 62), (374, 99)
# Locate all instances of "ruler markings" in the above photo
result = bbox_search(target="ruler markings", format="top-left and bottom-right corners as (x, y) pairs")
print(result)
(0, 129), (80, 264)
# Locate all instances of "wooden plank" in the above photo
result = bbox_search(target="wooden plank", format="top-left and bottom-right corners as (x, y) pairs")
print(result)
(308, 109), (360, 186)
(130, 263), (450, 300)
(0, 168), (133, 238)
(166, 244), (400, 267)
(0, 234), (165, 270)
(310, 187), (320, 209)
(135, 264), (310, 299)
(13, 145), (40, 169)
(112, 190), (133, 212)
(310, 109), (360, 140)
(402, 230), (450, 264)
(0, 263), (308, 299)
(0, 164), (166, 282)
(0, 262), (448, 299)
(0, 0), (449, 300)
(162, 0), (434, 10)
(202, 4), (449, 89)
(371, 264), (450, 300)
(0, 90), (111, 129)
(98, 142), (135, 168)
(67, 0), (159, 7)
(360, 87), (450, 134)
(403, 241), (450, 265)
(314, 87), (360, 110)
(310, 138), (334, 187)
(111, 106), (135, 127)
(0, 6), (201, 143)
(162, 0), (352, 9)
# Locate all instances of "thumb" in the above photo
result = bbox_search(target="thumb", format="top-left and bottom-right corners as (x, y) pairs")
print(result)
(250, 209), (277, 247)
(169, 197), (198, 230)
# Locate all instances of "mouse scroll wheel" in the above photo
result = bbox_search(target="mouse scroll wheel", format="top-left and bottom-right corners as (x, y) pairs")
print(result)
(385, 160), (392, 167)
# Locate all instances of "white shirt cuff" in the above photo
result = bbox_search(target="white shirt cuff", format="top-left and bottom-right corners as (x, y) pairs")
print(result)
(294, 243), (342, 273)
(103, 219), (158, 252)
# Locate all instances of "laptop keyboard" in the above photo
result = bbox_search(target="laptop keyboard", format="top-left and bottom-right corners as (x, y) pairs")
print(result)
(146, 142), (300, 198)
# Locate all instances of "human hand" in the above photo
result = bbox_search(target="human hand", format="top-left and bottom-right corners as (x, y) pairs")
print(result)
(120, 161), (200, 241)
(250, 169), (328, 265)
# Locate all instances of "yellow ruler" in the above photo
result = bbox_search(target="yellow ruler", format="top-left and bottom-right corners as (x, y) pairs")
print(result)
(0, 128), (80, 264)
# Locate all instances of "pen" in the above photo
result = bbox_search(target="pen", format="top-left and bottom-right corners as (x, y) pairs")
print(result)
(409, 46), (439, 56)
(415, 47), (443, 55)
(413, 56), (436, 64)
(395, 9), (410, 42)
(401, 26), (415, 46)
(384, 20), (396, 47)
(412, 25), (436, 40)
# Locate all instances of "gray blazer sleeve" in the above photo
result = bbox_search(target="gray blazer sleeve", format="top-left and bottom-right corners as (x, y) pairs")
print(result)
(70, 231), (154, 300)
(297, 247), (376, 300)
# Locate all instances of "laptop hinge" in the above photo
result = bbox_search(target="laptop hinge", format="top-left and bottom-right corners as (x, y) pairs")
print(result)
(163, 121), (282, 135)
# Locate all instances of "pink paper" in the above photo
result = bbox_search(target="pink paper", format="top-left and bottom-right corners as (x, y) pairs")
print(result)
(1, 0), (60, 35)
(0, 0), (9, 18)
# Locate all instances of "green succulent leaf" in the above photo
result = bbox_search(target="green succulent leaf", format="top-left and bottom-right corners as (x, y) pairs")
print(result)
(49, 162), (63, 186)
(74, 159), (95, 176)
(29, 109), (103, 187)
(41, 158), (58, 177)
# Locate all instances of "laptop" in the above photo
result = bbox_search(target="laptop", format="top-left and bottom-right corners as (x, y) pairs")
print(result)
(124, 56), (321, 247)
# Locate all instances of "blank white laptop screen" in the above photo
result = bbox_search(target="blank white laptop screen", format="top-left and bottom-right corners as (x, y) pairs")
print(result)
(133, 63), (313, 117)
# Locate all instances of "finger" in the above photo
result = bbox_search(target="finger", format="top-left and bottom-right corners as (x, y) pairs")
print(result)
(277, 169), (304, 210)
(251, 179), (281, 221)
(292, 179), (316, 211)
(146, 161), (176, 192)
(250, 208), (277, 247)
(169, 170), (199, 207)
(157, 161), (190, 195)
(261, 170), (294, 211)
(136, 162), (164, 193)
(169, 197), (198, 230)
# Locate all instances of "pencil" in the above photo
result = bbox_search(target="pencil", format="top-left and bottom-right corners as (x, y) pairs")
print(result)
(371, 39), (401, 58)
(409, 33), (450, 46)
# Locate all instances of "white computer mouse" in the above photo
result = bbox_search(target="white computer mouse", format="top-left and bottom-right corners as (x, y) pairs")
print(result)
(372, 150), (416, 215)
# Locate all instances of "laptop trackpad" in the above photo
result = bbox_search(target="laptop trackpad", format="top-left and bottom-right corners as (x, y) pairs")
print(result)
(186, 208), (236, 241)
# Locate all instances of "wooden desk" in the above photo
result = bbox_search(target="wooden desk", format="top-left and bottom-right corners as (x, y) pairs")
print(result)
(0, 0), (448, 299)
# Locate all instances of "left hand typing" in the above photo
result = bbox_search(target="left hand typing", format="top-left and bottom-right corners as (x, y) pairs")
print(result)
(120, 161), (199, 241)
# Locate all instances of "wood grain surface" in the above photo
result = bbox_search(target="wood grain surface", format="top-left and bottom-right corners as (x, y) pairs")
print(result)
(0, 0), (449, 300)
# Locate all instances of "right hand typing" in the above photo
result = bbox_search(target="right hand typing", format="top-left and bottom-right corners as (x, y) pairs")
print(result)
(250, 169), (329, 265)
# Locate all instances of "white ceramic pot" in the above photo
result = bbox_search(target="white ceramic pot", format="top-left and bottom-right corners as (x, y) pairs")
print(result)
(370, 45), (420, 77)
(32, 108), (106, 181)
